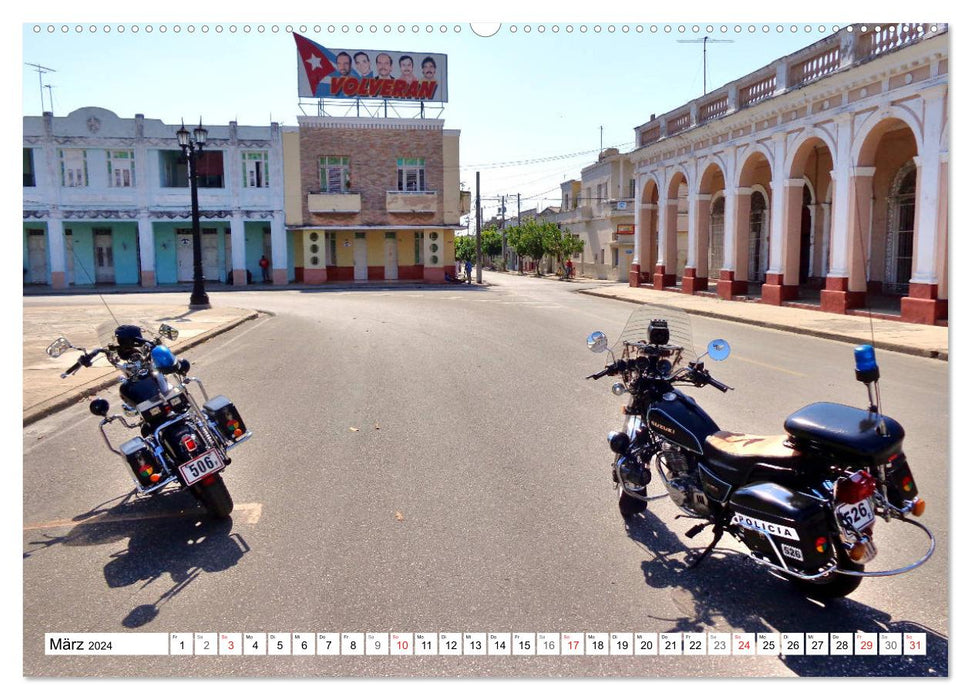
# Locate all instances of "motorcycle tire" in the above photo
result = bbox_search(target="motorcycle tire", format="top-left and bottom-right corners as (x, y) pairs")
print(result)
(788, 550), (863, 599)
(619, 487), (648, 518)
(191, 474), (234, 519)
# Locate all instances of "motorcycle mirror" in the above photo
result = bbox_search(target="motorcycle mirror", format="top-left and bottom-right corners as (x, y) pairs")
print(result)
(46, 337), (73, 359)
(587, 331), (608, 353)
(707, 339), (731, 361)
(89, 398), (110, 417)
(158, 324), (179, 341)
(611, 383), (628, 396)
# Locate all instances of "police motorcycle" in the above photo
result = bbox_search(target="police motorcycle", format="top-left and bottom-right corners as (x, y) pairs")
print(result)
(46, 323), (250, 519)
(585, 304), (934, 598)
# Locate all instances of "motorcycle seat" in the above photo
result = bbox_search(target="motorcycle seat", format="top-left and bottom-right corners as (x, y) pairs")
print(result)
(702, 431), (803, 486)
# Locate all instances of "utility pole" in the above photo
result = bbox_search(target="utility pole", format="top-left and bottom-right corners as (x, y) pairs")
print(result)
(676, 35), (734, 95)
(475, 171), (482, 284)
(44, 84), (55, 115)
(499, 195), (506, 268)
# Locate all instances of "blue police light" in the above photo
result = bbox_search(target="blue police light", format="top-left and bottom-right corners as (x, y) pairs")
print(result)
(854, 344), (880, 383)
(151, 345), (177, 370)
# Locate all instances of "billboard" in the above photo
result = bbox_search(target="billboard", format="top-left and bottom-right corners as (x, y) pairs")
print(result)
(294, 34), (448, 103)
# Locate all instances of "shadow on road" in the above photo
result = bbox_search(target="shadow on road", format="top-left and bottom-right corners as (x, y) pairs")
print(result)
(623, 509), (947, 677)
(24, 488), (250, 628)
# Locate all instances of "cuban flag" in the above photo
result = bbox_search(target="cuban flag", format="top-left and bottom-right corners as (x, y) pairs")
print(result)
(294, 33), (337, 97)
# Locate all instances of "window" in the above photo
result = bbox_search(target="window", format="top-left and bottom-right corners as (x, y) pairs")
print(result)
(24, 149), (35, 187)
(319, 156), (350, 193)
(243, 151), (269, 188)
(59, 149), (87, 187)
(397, 158), (426, 192)
(563, 193), (570, 209)
(629, 178), (636, 199)
(159, 151), (188, 188)
(195, 151), (224, 188)
(107, 150), (135, 187)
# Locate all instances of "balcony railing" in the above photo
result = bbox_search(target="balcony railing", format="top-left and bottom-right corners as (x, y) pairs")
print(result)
(635, 24), (947, 147)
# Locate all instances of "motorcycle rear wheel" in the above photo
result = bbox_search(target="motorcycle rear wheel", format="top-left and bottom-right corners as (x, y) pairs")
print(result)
(191, 474), (234, 519)
(788, 551), (863, 599)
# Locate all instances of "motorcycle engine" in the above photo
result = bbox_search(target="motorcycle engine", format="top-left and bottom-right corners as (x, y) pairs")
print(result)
(657, 446), (711, 516)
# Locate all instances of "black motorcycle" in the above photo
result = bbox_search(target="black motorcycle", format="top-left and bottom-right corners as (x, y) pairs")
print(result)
(46, 322), (251, 519)
(586, 304), (934, 598)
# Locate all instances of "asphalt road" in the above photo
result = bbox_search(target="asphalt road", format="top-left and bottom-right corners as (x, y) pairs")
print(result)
(22, 272), (949, 678)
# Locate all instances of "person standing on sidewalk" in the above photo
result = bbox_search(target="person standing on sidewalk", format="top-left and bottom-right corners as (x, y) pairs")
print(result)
(464, 259), (473, 284)
(565, 259), (574, 280)
(259, 255), (270, 283)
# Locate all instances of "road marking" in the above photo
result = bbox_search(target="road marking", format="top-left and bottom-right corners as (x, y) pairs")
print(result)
(733, 356), (807, 377)
(24, 502), (263, 531)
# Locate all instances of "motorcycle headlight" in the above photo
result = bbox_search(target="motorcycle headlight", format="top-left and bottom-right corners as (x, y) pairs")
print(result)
(608, 431), (631, 455)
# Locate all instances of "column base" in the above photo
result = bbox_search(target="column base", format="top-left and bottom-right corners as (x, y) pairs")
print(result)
(629, 263), (641, 287)
(716, 270), (747, 300)
(760, 273), (799, 305)
(820, 275), (865, 314)
(901, 283), (946, 324)
(653, 265), (676, 289)
(232, 269), (249, 286)
(50, 271), (66, 290)
(681, 267), (708, 294)
(140, 271), (157, 288)
(272, 268), (287, 285)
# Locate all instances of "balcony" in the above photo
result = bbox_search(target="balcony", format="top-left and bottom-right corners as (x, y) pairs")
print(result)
(308, 192), (361, 213)
(386, 190), (437, 213)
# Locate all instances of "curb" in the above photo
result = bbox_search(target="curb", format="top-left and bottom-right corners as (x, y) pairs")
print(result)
(22, 311), (261, 427)
(575, 288), (948, 362)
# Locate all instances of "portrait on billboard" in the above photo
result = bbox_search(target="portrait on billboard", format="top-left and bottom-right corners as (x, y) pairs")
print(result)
(294, 34), (448, 102)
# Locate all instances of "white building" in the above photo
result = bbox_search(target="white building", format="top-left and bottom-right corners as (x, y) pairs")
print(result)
(23, 107), (287, 289)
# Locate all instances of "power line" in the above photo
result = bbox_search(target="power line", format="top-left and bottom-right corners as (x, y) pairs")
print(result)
(461, 141), (634, 170)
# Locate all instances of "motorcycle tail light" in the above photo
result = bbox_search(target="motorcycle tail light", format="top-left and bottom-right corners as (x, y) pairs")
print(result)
(849, 542), (868, 561)
(835, 470), (876, 504)
(911, 498), (926, 517)
(815, 536), (828, 554)
(181, 434), (198, 452)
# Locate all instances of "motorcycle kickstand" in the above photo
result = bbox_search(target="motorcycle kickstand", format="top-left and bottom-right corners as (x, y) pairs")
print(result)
(686, 524), (724, 570)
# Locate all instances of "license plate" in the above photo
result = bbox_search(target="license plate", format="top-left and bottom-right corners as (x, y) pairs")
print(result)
(178, 449), (225, 486)
(836, 498), (875, 532)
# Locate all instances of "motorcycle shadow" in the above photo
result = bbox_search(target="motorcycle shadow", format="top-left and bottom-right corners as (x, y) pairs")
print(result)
(25, 488), (250, 629)
(624, 509), (947, 677)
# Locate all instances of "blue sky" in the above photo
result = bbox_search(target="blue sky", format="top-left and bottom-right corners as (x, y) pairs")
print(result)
(19, 12), (866, 222)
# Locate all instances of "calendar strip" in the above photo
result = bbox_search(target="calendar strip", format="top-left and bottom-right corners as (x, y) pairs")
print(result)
(44, 632), (927, 656)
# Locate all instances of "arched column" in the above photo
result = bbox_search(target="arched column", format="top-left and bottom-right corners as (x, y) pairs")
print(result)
(230, 210), (248, 286)
(763, 178), (802, 304)
(682, 193), (711, 294)
(718, 186), (752, 299)
(47, 208), (66, 289)
(654, 198), (678, 288)
(822, 167), (872, 313)
(270, 210), (288, 285)
(901, 86), (947, 324)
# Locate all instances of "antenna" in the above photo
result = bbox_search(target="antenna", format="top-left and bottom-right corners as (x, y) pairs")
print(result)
(675, 36), (734, 95)
(25, 62), (56, 113)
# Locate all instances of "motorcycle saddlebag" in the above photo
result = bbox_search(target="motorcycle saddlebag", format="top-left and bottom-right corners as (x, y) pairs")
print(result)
(204, 395), (247, 443)
(120, 437), (164, 488)
(729, 481), (833, 573)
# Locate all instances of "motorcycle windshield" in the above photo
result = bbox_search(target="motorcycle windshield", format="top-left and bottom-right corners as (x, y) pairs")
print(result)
(611, 303), (696, 368)
(96, 319), (158, 350)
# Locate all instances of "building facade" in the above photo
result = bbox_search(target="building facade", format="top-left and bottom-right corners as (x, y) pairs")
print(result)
(285, 116), (467, 283)
(628, 24), (948, 324)
(555, 148), (637, 281)
(23, 107), (287, 289)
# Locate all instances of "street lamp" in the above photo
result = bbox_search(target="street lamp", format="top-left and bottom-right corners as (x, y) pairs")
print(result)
(177, 120), (211, 309)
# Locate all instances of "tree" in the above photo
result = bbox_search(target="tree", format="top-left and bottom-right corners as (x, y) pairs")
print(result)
(548, 227), (584, 266)
(454, 234), (476, 263)
(481, 227), (503, 259)
(507, 219), (562, 276)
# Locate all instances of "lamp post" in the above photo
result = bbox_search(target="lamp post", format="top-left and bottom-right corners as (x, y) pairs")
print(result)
(177, 120), (211, 309)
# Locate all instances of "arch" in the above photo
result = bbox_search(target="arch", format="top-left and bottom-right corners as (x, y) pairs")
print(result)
(696, 155), (729, 194)
(640, 174), (661, 202)
(851, 105), (924, 166)
(666, 166), (689, 199)
(785, 127), (837, 180)
(736, 142), (775, 187)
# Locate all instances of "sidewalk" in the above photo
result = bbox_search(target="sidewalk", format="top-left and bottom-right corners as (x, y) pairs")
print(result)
(23, 303), (258, 426)
(567, 278), (948, 361)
